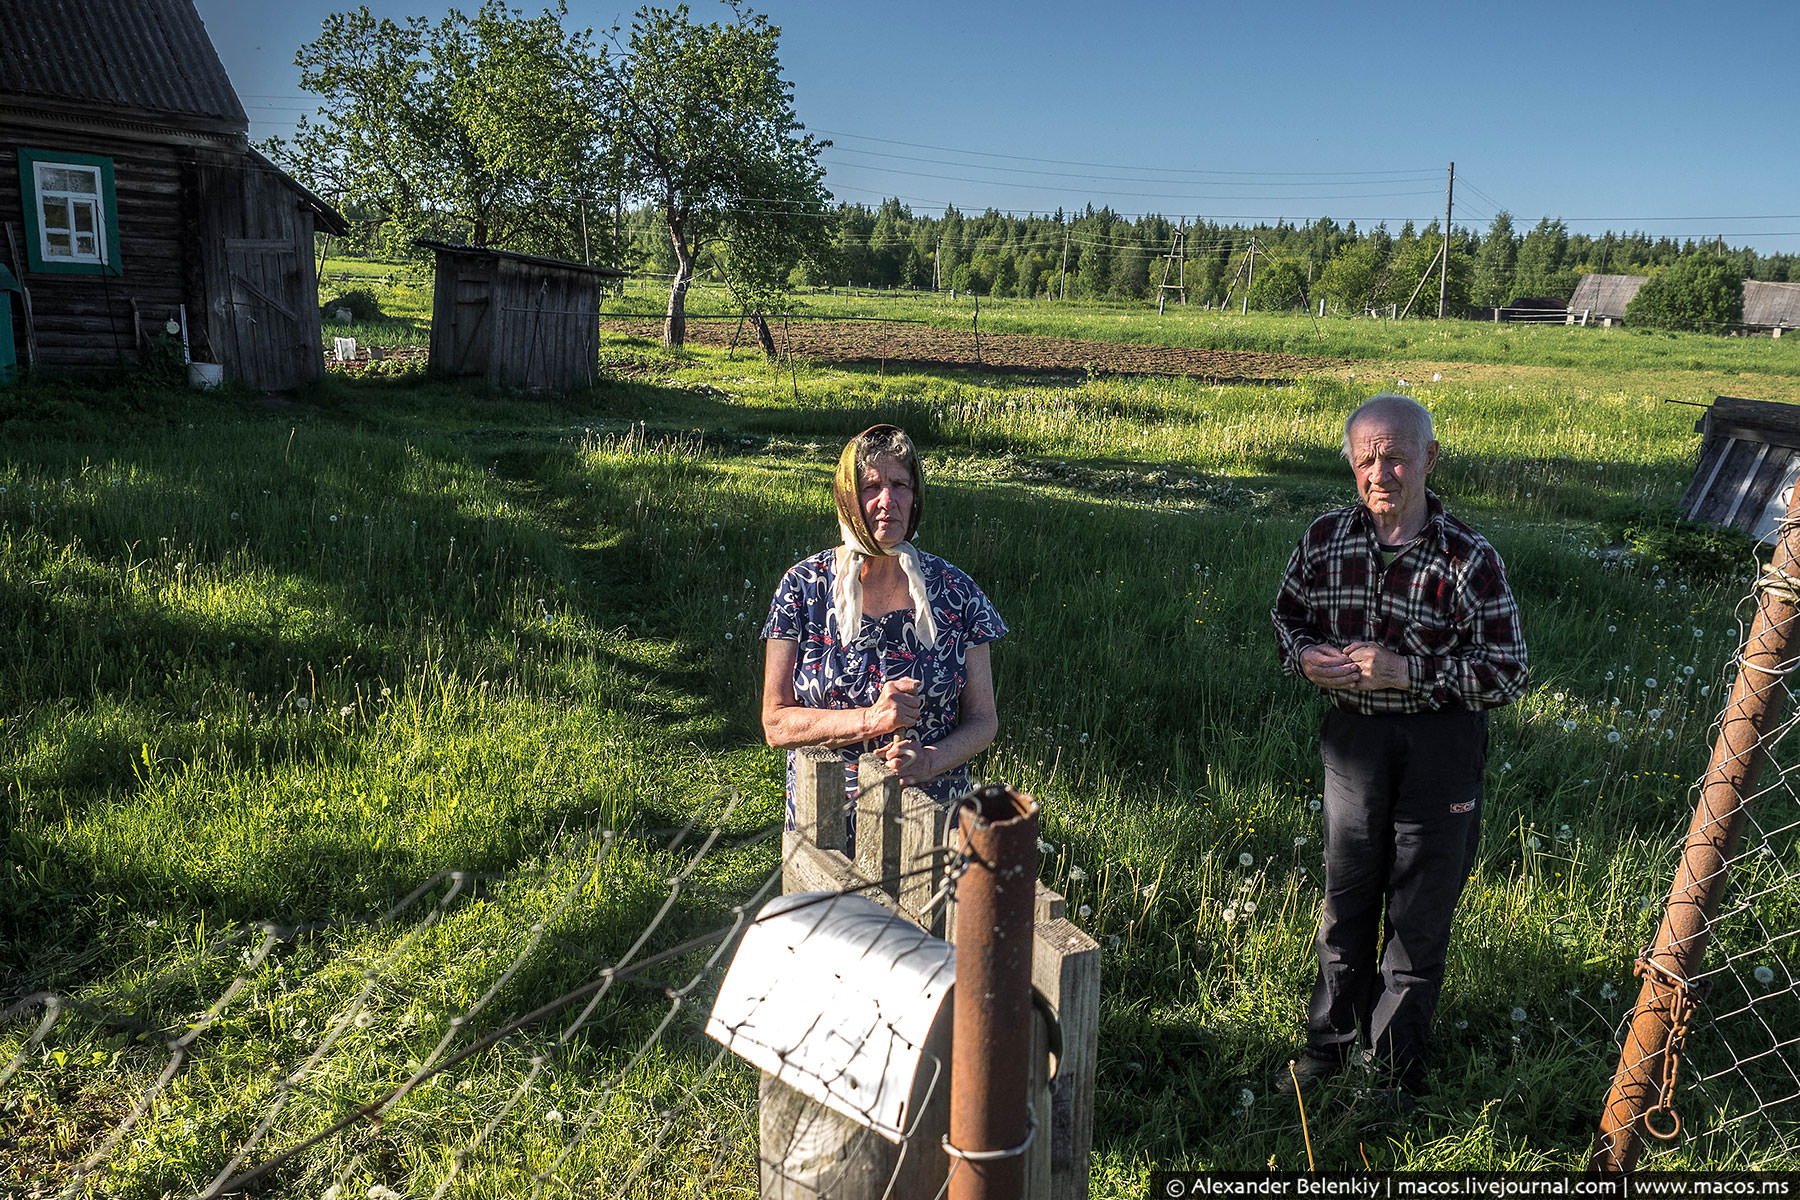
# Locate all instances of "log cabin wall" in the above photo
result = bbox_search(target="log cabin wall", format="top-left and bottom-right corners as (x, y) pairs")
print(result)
(0, 125), (198, 373)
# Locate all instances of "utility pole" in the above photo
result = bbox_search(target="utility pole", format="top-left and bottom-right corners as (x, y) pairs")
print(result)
(935, 238), (942, 291)
(1156, 221), (1187, 315)
(1438, 161), (1454, 319)
(1059, 224), (1070, 301)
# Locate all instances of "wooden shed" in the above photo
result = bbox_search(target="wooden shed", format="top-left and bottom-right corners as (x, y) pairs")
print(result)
(0, 0), (347, 389)
(1743, 280), (1800, 335)
(417, 240), (625, 391)
(1569, 273), (1648, 325)
(1680, 396), (1800, 543)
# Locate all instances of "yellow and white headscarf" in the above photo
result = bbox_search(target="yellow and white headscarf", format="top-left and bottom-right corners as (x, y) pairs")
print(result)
(830, 425), (937, 650)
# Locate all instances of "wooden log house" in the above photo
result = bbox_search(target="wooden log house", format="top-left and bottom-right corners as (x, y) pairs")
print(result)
(0, 0), (347, 390)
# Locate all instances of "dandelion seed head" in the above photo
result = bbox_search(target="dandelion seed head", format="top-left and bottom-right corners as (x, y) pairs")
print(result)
(1755, 965), (1776, 985)
(1511, 1007), (1527, 1023)
(1238, 852), (1254, 867)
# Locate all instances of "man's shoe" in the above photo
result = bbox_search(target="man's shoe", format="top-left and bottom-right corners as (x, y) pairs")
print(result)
(1363, 1087), (1417, 1127)
(1273, 1054), (1342, 1096)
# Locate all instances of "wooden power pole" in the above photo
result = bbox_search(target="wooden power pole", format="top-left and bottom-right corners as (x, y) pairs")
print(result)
(1438, 161), (1454, 319)
(1156, 222), (1188, 315)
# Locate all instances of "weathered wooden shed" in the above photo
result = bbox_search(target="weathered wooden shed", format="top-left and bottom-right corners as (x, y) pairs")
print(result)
(1743, 280), (1800, 335)
(0, 0), (347, 389)
(417, 240), (625, 391)
(1680, 396), (1800, 542)
(1569, 273), (1648, 325)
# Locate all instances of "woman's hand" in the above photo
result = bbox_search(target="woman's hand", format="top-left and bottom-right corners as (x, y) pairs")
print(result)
(882, 735), (935, 785)
(867, 677), (922, 737)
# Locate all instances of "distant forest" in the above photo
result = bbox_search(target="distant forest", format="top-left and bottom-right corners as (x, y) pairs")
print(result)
(614, 200), (1800, 316)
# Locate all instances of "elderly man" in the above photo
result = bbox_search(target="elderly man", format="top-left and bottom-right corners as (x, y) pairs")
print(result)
(1271, 393), (1528, 1103)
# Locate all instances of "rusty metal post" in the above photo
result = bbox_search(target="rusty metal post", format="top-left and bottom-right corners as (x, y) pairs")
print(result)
(1593, 488), (1800, 1171)
(949, 785), (1039, 1200)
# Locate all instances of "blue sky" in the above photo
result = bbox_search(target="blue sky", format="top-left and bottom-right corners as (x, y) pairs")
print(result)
(193, 0), (1800, 253)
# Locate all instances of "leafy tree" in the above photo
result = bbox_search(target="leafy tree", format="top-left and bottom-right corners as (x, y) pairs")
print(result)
(1626, 254), (1745, 332)
(1247, 257), (1308, 311)
(277, 2), (607, 254)
(610, 4), (828, 347)
(1317, 240), (1384, 314)
(1471, 212), (1517, 308)
(1513, 218), (1575, 300)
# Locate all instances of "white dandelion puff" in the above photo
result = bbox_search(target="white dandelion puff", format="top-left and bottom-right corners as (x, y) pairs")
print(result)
(1754, 965), (1776, 986)
(1511, 1007), (1527, 1023)
(1238, 852), (1254, 867)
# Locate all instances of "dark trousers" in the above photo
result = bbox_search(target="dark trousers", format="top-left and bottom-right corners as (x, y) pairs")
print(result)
(1307, 705), (1487, 1089)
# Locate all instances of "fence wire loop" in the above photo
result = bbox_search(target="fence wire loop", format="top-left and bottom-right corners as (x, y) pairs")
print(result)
(941, 1104), (1037, 1162)
(1634, 950), (1699, 1142)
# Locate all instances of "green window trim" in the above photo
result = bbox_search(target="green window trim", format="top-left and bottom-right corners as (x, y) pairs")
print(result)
(17, 147), (123, 276)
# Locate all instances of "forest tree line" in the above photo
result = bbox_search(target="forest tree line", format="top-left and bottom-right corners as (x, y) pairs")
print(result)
(615, 200), (1800, 318)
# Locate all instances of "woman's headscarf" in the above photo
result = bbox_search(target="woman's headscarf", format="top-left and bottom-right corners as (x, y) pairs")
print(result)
(830, 425), (937, 649)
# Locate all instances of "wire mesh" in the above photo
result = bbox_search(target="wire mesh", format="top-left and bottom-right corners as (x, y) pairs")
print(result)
(1614, 558), (1800, 1169)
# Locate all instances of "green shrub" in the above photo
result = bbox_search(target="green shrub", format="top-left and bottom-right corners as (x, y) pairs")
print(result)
(1625, 518), (1755, 580)
(1625, 256), (1744, 333)
(320, 287), (385, 321)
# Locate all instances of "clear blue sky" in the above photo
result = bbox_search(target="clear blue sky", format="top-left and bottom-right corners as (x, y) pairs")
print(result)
(193, 0), (1800, 253)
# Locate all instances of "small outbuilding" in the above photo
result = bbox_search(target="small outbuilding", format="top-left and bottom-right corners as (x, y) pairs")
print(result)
(416, 240), (625, 391)
(0, 0), (347, 389)
(1743, 281), (1800, 336)
(1680, 396), (1800, 542)
(1567, 274), (1648, 326)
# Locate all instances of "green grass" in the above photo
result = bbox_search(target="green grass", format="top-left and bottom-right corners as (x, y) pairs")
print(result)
(3, 311), (1797, 1193)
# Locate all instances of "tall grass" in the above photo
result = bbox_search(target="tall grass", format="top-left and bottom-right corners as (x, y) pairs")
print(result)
(2, 330), (1795, 1192)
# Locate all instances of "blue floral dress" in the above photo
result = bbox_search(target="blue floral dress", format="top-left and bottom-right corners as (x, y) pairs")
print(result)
(763, 549), (1008, 824)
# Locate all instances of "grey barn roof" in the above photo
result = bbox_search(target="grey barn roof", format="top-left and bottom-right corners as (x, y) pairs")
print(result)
(1568, 273), (1648, 319)
(0, 0), (247, 128)
(1744, 280), (1800, 329)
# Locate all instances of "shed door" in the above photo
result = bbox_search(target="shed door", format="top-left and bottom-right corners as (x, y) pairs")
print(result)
(452, 273), (492, 376)
(224, 237), (307, 390)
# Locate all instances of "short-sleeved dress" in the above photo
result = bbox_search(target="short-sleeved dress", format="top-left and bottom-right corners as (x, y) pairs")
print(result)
(763, 548), (1008, 823)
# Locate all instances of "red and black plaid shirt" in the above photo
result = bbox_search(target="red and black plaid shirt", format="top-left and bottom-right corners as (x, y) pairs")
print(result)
(1272, 491), (1529, 715)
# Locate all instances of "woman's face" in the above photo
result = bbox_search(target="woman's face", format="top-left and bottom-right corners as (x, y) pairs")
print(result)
(858, 454), (914, 550)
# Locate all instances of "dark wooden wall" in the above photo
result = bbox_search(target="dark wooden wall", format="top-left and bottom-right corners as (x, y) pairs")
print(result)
(1, 124), (326, 389)
(0, 125), (194, 372)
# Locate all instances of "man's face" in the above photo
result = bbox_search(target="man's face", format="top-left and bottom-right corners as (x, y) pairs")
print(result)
(1347, 417), (1438, 528)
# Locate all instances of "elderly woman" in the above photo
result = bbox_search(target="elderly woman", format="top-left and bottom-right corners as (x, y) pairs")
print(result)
(761, 425), (1006, 836)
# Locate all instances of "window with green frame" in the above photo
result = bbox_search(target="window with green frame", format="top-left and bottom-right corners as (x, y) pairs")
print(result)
(17, 148), (122, 275)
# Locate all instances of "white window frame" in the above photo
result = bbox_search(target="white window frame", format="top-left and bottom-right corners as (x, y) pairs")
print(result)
(33, 158), (109, 266)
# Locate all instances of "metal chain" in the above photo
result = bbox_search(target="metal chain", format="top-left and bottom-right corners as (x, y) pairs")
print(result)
(1635, 951), (1698, 1141)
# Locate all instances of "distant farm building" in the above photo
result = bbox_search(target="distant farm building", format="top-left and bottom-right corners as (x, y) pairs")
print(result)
(1567, 273), (1799, 334)
(1484, 295), (1578, 324)
(1743, 280), (1800, 335)
(1567, 274), (1648, 326)
(0, 0), (346, 389)
(1680, 396), (1800, 542)
(416, 240), (626, 392)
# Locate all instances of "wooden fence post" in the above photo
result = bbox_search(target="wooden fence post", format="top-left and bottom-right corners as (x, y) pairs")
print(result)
(763, 751), (1098, 1199)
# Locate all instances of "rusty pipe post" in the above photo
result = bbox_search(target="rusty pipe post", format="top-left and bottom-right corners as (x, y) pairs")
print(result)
(949, 785), (1039, 1200)
(1592, 488), (1800, 1172)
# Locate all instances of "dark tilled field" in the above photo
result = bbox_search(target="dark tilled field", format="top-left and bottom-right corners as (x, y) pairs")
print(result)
(599, 318), (1339, 381)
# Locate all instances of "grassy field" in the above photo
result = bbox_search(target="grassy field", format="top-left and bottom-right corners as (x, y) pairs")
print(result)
(3, 295), (1798, 1194)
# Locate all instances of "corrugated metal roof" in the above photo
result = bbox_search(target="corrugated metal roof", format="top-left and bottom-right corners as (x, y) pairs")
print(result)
(1744, 280), (1800, 329)
(0, 0), (246, 127)
(1568, 273), (1648, 319)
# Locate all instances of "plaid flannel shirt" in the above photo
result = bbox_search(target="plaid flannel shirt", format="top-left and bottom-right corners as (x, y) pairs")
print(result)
(1271, 491), (1529, 715)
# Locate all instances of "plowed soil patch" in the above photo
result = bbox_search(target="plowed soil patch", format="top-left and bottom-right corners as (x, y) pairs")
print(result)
(600, 318), (1340, 382)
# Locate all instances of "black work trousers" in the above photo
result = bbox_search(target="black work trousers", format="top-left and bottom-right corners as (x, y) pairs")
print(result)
(1306, 705), (1487, 1090)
